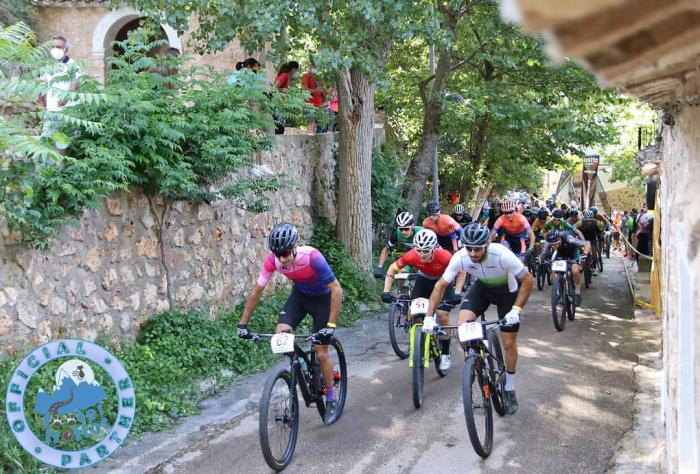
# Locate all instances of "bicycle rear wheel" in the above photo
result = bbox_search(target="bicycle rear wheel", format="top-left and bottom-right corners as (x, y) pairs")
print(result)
(536, 262), (545, 290)
(597, 250), (604, 272)
(486, 333), (506, 417)
(583, 259), (592, 288)
(315, 338), (348, 424)
(388, 302), (410, 359)
(412, 326), (425, 409)
(463, 355), (493, 458)
(551, 275), (567, 331)
(259, 368), (299, 471)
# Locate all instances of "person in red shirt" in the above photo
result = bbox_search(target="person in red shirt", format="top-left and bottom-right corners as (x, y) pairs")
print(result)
(301, 62), (326, 134)
(422, 201), (462, 253)
(381, 229), (462, 371)
(488, 199), (536, 258)
(273, 61), (299, 135)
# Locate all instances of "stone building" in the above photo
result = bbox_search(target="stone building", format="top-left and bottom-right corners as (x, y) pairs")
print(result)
(503, 0), (700, 471)
(29, 0), (259, 83)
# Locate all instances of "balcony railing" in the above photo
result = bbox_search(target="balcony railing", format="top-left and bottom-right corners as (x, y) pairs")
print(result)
(637, 120), (658, 150)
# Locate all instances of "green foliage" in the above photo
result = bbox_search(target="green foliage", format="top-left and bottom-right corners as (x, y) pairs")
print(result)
(310, 218), (377, 319)
(0, 0), (36, 28)
(371, 145), (407, 243)
(1, 23), (302, 248)
(382, 3), (626, 201)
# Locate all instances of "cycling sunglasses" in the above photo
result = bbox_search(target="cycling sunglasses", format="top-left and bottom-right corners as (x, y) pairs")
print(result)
(274, 250), (294, 258)
(504, 210), (514, 215)
(399, 227), (413, 232)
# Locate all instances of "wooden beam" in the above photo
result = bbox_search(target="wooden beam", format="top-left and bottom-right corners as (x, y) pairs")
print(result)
(510, 0), (629, 31)
(597, 24), (700, 85)
(625, 58), (700, 89)
(556, 0), (686, 58)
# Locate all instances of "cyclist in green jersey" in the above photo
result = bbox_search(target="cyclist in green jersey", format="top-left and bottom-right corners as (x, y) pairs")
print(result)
(544, 209), (585, 241)
(374, 212), (423, 278)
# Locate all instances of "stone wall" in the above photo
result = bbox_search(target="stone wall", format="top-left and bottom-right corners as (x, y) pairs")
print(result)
(0, 133), (340, 351)
(660, 104), (700, 473)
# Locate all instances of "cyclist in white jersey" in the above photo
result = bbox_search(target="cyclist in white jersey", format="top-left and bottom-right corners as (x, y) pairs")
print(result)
(426, 223), (534, 414)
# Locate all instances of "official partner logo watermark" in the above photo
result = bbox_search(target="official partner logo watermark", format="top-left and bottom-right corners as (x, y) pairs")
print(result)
(5, 339), (136, 468)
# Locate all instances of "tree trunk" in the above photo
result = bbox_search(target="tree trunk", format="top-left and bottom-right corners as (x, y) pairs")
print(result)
(469, 185), (492, 219)
(402, 9), (459, 216)
(335, 67), (375, 271)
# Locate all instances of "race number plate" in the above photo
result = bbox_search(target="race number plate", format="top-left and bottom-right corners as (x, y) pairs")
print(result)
(552, 260), (567, 272)
(458, 322), (484, 343)
(410, 298), (430, 316)
(422, 316), (437, 334)
(394, 273), (409, 281)
(270, 333), (295, 354)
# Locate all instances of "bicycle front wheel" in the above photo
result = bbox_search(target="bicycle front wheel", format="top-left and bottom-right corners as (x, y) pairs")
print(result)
(567, 277), (577, 320)
(412, 326), (425, 409)
(487, 334), (506, 417)
(259, 368), (299, 471)
(315, 337), (348, 424)
(551, 274), (567, 331)
(388, 303), (410, 359)
(463, 355), (493, 458)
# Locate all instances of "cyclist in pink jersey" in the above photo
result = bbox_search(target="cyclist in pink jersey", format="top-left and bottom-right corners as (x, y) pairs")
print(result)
(237, 223), (343, 424)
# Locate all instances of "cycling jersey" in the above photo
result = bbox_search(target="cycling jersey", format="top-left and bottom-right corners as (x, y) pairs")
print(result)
(393, 247), (452, 280)
(492, 212), (531, 254)
(442, 243), (526, 292)
(422, 214), (462, 251)
(257, 246), (336, 296)
(575, 219), (604, 240)
(451, 213), (473, 227)
(532, 218), (547, 235)
(386, 225), (423, 252)
(541, 231), (586, 260)
(544, 219), (577, 233)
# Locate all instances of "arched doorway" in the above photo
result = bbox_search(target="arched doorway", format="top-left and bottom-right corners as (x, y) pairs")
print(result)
(92, 7), (182, 83)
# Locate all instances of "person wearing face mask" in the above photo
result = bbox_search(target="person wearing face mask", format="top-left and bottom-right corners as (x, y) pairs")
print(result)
(300, 61), (326, 134)
(39, 35), (81, 142)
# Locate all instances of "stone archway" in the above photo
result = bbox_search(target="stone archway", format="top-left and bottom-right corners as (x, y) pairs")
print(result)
(91, 7), (182, 82)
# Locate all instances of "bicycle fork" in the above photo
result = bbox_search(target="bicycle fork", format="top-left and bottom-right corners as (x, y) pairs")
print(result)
(408, 324), (431, 368)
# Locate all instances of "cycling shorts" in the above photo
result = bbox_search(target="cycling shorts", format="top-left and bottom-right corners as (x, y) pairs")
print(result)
(411, 275), (454, 311)
(436, 234), (455, 253)
(460, 281), (519, 333)
(279, 287), (330, 332)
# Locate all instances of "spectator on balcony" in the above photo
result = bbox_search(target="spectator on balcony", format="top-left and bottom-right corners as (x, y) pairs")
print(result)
(273, 61), (299, 135)
(300, 61), (326, 134)
(38, 35), (81, 144)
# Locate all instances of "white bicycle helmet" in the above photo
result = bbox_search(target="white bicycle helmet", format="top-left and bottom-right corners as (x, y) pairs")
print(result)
(396, 211), (415, 227)
(453, 204), (465, 214)
(413, 229), (438, 251)
(501, 199), (516, 213)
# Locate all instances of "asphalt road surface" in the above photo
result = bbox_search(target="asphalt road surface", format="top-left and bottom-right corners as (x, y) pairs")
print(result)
(152, 257), (644, 474)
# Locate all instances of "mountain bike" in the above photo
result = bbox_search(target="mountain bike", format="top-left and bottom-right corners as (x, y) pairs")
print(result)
(251, 332), (347, 471)
(409, 298), (455, 409)
(447, 314), (508, 458)
(387, 273), (416, 359)
(550, 256), (580, 331)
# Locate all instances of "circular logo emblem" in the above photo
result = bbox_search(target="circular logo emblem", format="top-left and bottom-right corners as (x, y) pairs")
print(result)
(5, 339), (136, 469)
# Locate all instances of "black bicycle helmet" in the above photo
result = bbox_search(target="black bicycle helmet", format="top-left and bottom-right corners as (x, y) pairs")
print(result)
(537, 208), (549, 220)
(590, 206), (599, 216)
(583, 210), (595, 219)
(426, 201), (441, 216)
(268, 222), (298, 253)
(461, 223), (490, 246)
(552, 209), (564, 219)
(546, 230), (562, 243)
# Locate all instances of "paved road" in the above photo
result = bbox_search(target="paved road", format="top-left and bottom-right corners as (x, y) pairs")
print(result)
(132, 257), (648, 474)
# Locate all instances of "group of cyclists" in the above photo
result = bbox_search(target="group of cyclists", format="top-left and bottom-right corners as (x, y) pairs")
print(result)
(235, 193), (614, 465)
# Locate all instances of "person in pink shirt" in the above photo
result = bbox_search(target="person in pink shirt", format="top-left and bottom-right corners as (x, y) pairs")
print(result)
(237, 222), (343, 424)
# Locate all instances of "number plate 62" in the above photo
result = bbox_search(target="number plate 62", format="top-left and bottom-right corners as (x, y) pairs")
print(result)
(270, 333), (295, 354)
